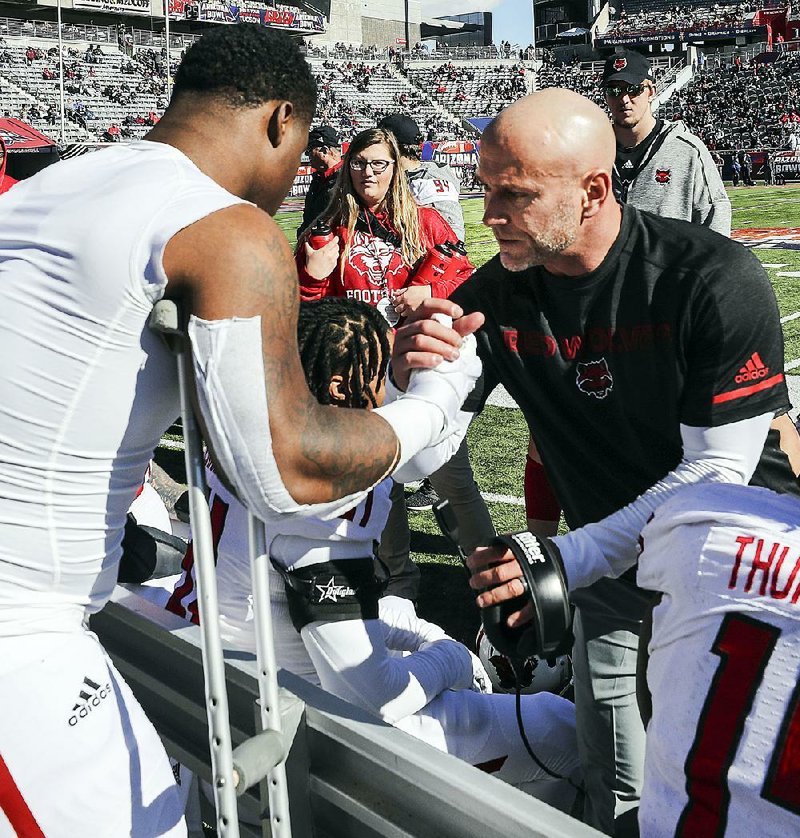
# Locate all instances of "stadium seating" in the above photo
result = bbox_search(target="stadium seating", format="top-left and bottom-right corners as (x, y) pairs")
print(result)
(603, 1), (757, 39)
(404, 62), (531, 118)
(657, 51), (800, 150)
(2, 8), (797, 156)
(309, 59), (467, 140)
(0, 26), (174, 141)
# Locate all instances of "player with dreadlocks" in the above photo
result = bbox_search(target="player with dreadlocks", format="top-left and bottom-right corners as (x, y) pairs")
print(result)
(296, 296), (391, 410)
(167, 298), (581, 810)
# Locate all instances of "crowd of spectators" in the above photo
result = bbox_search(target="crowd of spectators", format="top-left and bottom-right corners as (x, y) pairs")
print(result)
(536, 59), (607, 107)
(0, 33), (175, 141)
(404, 62), (529, 117)
(311, 60), (464, 141)
(3, 11), (800, 159)
(305, 41), (387, 60)
(604, 1), (761, 38)
(658, 50), (800, 150)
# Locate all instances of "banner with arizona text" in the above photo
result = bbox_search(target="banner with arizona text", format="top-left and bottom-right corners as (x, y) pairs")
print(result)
(421, 140), (479, 169)
(288, 140), (481, 199)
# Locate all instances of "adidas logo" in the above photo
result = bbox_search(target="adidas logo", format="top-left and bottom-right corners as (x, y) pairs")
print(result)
(622, 160), (634, 169)
(67, 676), (111, 727)
(735, 352), (769, 384)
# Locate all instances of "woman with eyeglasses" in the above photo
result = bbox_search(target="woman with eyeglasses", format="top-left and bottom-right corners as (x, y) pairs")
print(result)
(296, 127), (473, 325)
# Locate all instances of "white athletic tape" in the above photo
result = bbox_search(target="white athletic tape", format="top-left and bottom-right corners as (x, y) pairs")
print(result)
(376, 326), (481, 472)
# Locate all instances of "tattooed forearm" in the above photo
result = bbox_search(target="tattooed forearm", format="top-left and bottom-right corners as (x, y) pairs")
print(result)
(299, 405), (400, 499)
(254, 230), (400, 502)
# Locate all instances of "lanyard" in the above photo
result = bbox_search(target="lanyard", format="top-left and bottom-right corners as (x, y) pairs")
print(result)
(363, 210), (400, 325)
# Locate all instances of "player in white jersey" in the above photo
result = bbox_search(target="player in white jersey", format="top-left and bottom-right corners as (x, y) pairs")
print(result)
(167, 299), (581, 808)
(0, 28), (484, 836)
(637, 482), (800, 837)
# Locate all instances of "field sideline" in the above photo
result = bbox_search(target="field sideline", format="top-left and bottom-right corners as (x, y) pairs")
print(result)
(268, 186), (800, 643)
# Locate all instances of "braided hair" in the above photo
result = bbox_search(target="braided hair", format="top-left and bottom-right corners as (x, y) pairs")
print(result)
(297, 298), (391, 410)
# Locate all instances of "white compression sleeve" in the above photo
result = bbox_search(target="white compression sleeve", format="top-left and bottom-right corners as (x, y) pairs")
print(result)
(391, 409), (474, 484)
(300, 618), (474, 724)
(554, 412), (773, 592)
(378, 596), (453, 652)
(190, 315), (480, 523)
(189, 316), (367, 522)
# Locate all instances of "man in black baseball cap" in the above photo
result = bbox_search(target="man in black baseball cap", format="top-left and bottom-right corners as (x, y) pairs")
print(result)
(298, 124), (342, 237)
(377, 113), (421, 146)
(600, 50), (730, 235)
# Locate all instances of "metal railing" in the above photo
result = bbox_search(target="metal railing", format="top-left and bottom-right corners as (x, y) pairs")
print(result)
(93, 586), (603, 838)
(0, 17), (117, 44)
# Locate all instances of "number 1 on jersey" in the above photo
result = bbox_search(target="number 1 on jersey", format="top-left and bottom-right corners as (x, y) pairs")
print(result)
(677, 613), (800, 836)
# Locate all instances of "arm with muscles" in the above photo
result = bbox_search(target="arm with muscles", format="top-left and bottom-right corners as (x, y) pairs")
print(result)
(163, 205), (483, 523)
(469, 413), (772, 624)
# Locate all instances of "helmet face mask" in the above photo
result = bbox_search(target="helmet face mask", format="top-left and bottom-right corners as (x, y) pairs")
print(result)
(477, 628), (572, 696)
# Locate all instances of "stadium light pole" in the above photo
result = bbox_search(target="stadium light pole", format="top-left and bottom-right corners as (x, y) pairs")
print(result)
(531, 0), (537, 58)
(56, 0), (66, 143)
(164, 0), (172, 101)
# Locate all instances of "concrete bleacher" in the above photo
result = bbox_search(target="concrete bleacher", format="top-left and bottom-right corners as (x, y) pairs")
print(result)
(309, 59), (469, 140)
(0, 17), (182, 142)
(404, 61), (532, 119)
(1, 41), (169, 142)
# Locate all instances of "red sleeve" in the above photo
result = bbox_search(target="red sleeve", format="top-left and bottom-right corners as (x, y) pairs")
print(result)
(0, 174), (18, 195)
(524, 455), (562, 523)
(412, 207), (475, 299)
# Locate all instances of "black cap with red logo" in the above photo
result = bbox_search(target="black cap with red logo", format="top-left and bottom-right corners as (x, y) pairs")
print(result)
(602, 51), (654, 86)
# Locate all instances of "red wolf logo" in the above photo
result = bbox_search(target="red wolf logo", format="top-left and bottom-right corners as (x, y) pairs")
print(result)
(654, 168), (671, 185)
(576, 358), (614, 399)
(348, 231), (405, 287)
(613, 57), (627, 71)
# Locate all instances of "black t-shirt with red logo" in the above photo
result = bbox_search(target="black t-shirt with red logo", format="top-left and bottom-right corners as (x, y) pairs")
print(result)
(451, 205), (795, 531)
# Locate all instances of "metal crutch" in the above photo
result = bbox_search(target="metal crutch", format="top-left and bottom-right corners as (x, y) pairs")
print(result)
(150, 299), (240, 836)
(151, 300), (293, 837)
(246, 514), (292, 837)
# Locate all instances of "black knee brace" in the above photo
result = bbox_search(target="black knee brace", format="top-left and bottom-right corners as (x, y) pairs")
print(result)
(272, 557), (382, 632)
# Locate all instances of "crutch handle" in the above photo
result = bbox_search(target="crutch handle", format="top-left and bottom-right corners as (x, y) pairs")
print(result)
(232, 730), (286, 796)
(149, 299), (185, 353)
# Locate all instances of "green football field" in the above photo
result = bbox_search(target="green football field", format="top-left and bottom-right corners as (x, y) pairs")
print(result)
(272, 186), (800, 644)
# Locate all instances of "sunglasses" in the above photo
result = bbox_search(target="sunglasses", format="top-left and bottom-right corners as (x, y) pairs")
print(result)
(350, 158), (394, 173)
(604, 83), (651, 99)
